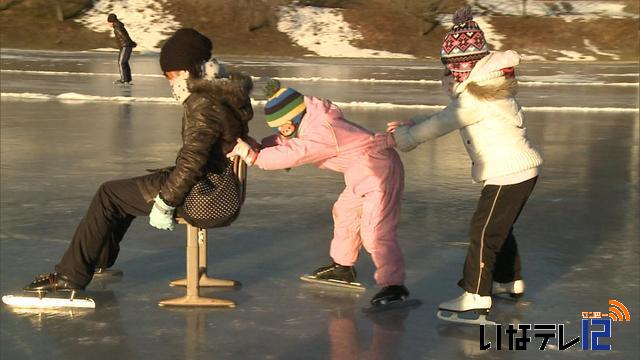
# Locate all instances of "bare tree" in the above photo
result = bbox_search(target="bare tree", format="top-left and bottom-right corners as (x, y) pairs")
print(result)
(53, 0), (63, 21)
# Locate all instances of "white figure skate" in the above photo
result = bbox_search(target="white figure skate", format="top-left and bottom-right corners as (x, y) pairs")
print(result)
(437, 291), (496, 325)
(492, 280), (525, 299)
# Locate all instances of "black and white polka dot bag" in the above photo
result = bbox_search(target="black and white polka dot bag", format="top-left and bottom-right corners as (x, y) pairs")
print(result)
(182, 161), (241, 228)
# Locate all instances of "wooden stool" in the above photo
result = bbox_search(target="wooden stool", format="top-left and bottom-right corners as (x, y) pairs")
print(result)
(159, 157), (247, 308)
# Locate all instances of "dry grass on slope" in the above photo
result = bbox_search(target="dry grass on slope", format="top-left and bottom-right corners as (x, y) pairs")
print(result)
(344, 0), (639, 61)
(0, 0), (110, 50)
(162, 0), (309, 57)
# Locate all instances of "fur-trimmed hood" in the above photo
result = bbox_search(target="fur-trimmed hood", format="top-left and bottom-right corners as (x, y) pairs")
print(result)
(187, 72), (253, 118)
(454, 50), (521, 101)
(466, 77), (517, 100)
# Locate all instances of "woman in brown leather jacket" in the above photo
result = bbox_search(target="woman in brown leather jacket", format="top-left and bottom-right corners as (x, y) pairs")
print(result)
(24, 29), (253, 292)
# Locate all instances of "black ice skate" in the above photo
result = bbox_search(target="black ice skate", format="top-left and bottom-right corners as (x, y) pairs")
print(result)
(113, 80), (132, 85)
(93, 267), (124, 278)
(362, 285), (421, 314)
(90, 267), (124, 289)
(437, 291), (496, 325)
(23, 272), (83, 293)
(300, 263), (365, 291)
(2, 273), (95, 309)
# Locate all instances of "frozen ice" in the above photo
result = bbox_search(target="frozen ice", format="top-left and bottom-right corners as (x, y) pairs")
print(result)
(1, 50), (638, 359)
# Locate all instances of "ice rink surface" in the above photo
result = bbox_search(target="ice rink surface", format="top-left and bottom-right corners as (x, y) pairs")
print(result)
(1, 50), (638, 359)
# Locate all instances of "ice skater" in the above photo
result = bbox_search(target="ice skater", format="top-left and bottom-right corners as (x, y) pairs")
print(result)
(107, 13), (137, 85)
(18, 29), (253, 304)
(387, 6), (543, 324)
(229, 79), (411, 309)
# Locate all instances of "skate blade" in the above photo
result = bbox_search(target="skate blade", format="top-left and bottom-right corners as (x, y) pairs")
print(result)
(2, 294), (95, 309)
(299, 275), (365, 291)
(437, 310), (496, 325)
(362, 298), (422, 314)
(492, 292), (524, 302)
(93, 268), (123, 278)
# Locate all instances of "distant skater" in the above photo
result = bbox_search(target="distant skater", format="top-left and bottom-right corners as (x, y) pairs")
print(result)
(107, 13), (136, 85)
(387, 6), (543, 324)
(229, 79), (410, 309)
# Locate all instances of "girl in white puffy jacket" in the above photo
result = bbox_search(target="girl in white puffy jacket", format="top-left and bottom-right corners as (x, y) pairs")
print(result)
(388, 6), (542, 321)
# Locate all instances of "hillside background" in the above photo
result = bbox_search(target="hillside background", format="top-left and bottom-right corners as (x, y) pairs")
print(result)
(0, 0), (638, 61)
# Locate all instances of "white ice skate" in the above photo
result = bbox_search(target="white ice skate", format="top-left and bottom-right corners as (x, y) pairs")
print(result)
(437, 291), (496, 325)
(492, 280), (525, 299)
(2, 291), (95, 309)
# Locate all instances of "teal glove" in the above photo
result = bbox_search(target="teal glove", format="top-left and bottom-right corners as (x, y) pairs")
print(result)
(149, 194), (176, 231)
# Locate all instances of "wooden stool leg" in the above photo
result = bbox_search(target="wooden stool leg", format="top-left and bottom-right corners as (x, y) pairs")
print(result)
(169, 227), (240, 288)
(159, 224), (235, 308)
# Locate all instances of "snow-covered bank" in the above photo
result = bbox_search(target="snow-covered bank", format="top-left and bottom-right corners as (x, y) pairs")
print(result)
(75, 0), (181, 52)
(66, 0), (636, 62)
(436, 0), (639, 61)
(277, 5), (414, 59)
(473, 0), (639, 20)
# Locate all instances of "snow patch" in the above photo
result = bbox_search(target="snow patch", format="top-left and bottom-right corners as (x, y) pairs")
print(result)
(75, 0), (181, 52)
(473, 0), (638, 19)
(3, 92), (637, 113)
(1, 69), (163, 78)
(1, 92), (52, 100)
(0, 92), (174, 104)
(264, 76), (441, 85)
(583, 39), (621, 60)
(90, 48), (123, 52)
(3, 69), (637, 87)
(553, 49), (597, 61)
(520, 53), (548, 61)
(438, 1), (636, 60)
(277, 5), (414, 59)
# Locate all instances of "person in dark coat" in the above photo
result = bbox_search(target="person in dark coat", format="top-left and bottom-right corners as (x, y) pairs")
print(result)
(24, 28), (254, 292)
(107, 13), (136, 85)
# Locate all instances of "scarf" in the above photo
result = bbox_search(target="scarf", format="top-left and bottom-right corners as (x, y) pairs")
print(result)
(169, 59), (226, 104)
(169, 70), (191, 104)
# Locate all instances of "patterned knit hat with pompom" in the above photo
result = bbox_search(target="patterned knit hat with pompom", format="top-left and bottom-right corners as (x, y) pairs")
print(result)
(263, 79), (306, 128)
(441, 6), (489, 80)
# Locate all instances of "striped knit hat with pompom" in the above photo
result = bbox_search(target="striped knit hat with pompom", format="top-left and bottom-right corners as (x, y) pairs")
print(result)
(441, 6), (489, 81)
(263, 79), (306, 128)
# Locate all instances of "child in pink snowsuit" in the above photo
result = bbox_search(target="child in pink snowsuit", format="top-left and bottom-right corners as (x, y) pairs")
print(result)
(229, 80), (409, 305)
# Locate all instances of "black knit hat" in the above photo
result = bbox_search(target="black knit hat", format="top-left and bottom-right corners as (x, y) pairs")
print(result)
(160, 28), (213, 74)
(107, 14), (117, 23)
